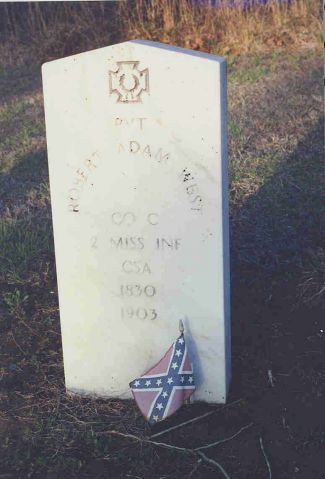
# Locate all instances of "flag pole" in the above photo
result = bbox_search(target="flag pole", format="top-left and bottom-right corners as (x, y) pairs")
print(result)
(179, 319), (184, 335)
(179, 318), (191, 405)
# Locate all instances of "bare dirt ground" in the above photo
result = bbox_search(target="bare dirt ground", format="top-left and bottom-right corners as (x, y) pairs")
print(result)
(0, 44), (324, 479)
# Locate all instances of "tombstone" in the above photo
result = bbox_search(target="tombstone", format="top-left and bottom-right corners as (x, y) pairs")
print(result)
(42, 40), (230, 403)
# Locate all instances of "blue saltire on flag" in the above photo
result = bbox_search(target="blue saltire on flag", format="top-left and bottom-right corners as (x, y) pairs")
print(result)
(129, 333), (195, 424)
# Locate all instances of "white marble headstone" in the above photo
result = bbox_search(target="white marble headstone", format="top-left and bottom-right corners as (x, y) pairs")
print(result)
(42, 40), (230, 403)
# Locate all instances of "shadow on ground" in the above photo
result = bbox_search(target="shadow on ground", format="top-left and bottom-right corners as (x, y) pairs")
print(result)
(231, 116), (324, 285)
(227, 115), (325, 478)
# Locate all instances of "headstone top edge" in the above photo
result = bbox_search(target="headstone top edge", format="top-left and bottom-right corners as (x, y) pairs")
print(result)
(41, 39), (226, 74)
(41, 43), (116, 73)
(130, 40), (226, 64)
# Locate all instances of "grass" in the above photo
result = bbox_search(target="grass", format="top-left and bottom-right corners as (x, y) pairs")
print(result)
(229, 62), (272, 83)
(120, 0), (321, 55)
(0, 217), (53, 281)
(0, 0), (322, 63)
(0, 1), (324, 478)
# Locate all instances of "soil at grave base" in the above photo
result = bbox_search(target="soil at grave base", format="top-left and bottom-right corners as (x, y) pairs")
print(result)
(1, 279), (324, 479)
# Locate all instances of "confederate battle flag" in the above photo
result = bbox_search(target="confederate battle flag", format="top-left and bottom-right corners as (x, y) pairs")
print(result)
(129, 331), (195, 424)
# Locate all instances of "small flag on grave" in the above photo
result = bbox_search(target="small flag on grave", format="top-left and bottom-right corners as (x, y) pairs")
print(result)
(129, 321), (195, 424)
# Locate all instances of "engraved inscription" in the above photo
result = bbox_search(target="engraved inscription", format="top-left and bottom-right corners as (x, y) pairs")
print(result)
(68, 151), (99, 212)
(122, 261), (151, 274)
(114, 117), (163, 129)
(180, 167), (203, 212)
(118, 141), (170, 163)
(156, 238), (181, 250)
(106, 209), (184, 321)
(111, 211), (136, 226)
(109, 61), (149, 103)
(115, 117), (147, 130)
(121, 307), (157, 321)
(91, 236), (98, 249)
(110, 237), (145, 250)
(147, 213), (159, 225)
(118, 284), (156, 298)
(111, 212), (159, 226)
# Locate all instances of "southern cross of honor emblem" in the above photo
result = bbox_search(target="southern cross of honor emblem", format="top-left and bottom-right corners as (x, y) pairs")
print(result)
(109, 61), (149, 103)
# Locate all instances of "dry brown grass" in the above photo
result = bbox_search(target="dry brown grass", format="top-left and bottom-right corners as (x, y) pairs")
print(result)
(0, 0), (322, 65)
(0, 2), (120, 64)
(120, 0), (322, 55)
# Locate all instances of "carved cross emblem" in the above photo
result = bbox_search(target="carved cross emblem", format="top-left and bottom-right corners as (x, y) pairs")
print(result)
(109, 61), (149, 103)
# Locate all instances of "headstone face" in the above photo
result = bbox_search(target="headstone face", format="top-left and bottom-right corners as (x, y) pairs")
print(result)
(42, 40), (230, 403)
